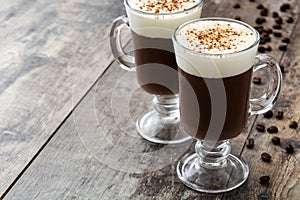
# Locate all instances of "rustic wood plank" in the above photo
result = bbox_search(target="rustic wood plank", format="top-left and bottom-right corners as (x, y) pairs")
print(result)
(0, 0), (125, 196)
(4, 0), (300, 199)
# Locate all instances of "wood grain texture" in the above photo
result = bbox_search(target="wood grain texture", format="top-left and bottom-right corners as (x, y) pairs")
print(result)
(3, 0), (300, 199)
(0, 0), (125, 196)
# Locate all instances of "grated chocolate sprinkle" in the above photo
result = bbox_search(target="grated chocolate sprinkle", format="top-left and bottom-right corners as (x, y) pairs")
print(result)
(132, 0), (198, 14)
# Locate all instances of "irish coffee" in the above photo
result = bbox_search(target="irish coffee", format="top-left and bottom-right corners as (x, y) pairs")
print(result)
(174, 17), (282, 193)
(173, 19), (259, 140)
(110, 0), (203, 144)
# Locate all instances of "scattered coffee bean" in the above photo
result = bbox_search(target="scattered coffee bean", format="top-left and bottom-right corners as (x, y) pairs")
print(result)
(280, 3), (291, 12)
(273, 24), (282, 30)
(246, 138), (254, 149)
(263, 110), (273, 118)
(285, 144), (294, 154)
(264, 36), (271, 42)
(257, 4), (264, 9)
(235, 16), (241, 21)
(260, 176), (270, 184)
(260, 8), (268, 16)
(258, 46), (266, 53)
(271, 136), (281, 145)
(275, 17), (283, 24)
(258, 46), (266, 52)
(273, 31), (282, 37)
(267, 126), (278, 134)
(272, 12), (279, 18)
(249, 0), (255, 2)
(255, 26), (264, 34)
(281, 37), (290, 43)
(261, 32), (269, 37)
(260, 39), (266, 45)
(256, 17), (266, 24)
(287, 17), (294, 23)
(289, 121), (298, 129)
(261, 152), (272, 162)
(275, 111), (284, 119)
(253, 77), (262, 84)
(265, 45), (272, 52)
(279, 45), (288, 51)
(233, 3), (240, 9)
(264, 27), (273, 34)
(256, 124), (265, 132)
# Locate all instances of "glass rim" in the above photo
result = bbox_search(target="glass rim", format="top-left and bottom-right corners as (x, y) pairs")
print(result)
(172, 17), (260, 57)
(124, 0), (203, 16)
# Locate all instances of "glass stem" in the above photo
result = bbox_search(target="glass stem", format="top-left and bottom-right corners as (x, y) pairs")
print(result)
(195, 140), (231, 169)
(152, 94), (179, 118)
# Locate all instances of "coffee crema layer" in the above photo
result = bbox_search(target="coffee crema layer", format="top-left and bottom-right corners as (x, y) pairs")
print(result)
(126, 0), (203, 38)
(173, 19), (259, 78)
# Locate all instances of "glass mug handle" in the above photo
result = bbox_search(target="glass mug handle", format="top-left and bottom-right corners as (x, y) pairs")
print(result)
(109, 15), (135, 71)
(249, 54), (282, 115)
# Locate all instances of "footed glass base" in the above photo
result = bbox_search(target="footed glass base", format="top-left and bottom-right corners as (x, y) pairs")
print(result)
(177, 152), (249, 193)
(136, 110), (191, 144)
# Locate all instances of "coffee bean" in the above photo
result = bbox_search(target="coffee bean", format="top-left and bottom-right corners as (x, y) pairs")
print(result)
(258, 46), (266, 53)
(286, 144), (294, 154)
(275, 111), (284, 119)
(261, 32), (269, 37)
(264, 28), (273, 34)
(282, 37), (290, 43)
(280, 3), (291, 12)
(233, 3), (240, 9)
(267, 126), (278, 134)
(235, 16), (241, 21)
(279, 45), (288, 51)
(275, 17), (283, 24)
(265, 45), (272, 52)
(289, 121), (298, 129)
(249, 0), (255, 2)
(260, 176), (270, 184)
(260, 8), (268, 16)
(264, 36), (271, 42)
(255, 26), (264, 34)
(263, 110), (273, 118)
(261, 152), (272, 162)
(287, 17), (294, 23)
(256, 124), (265, 132)
(273, 24), (282, 30)
(273, 31), (282, 37)
(246, 138), (255, 149)
(257, 4), (264, 9)
(256, 17), (266, 25)
(271, 136), (281, 145)
(260, 39), (266, 45)
(272, 12), (279, 18)
(253, 77), (262, 84)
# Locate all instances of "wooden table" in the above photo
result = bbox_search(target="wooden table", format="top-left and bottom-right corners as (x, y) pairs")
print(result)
(1, 0), (299, 199)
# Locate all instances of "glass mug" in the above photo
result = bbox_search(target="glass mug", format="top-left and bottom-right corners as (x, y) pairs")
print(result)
(172, 18), (282, 193)
(110, 0), (203, 144)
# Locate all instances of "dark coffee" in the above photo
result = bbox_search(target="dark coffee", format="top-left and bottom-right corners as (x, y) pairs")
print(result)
(131, 31), (179, 95)
(179, 67), (253, 140)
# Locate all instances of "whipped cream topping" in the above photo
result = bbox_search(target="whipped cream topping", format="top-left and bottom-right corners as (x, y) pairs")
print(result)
(173, 19), (259, 78)
(125, 0), (203, 38)
(128, 0), (199, 14)
(176, 20), (257, 54)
